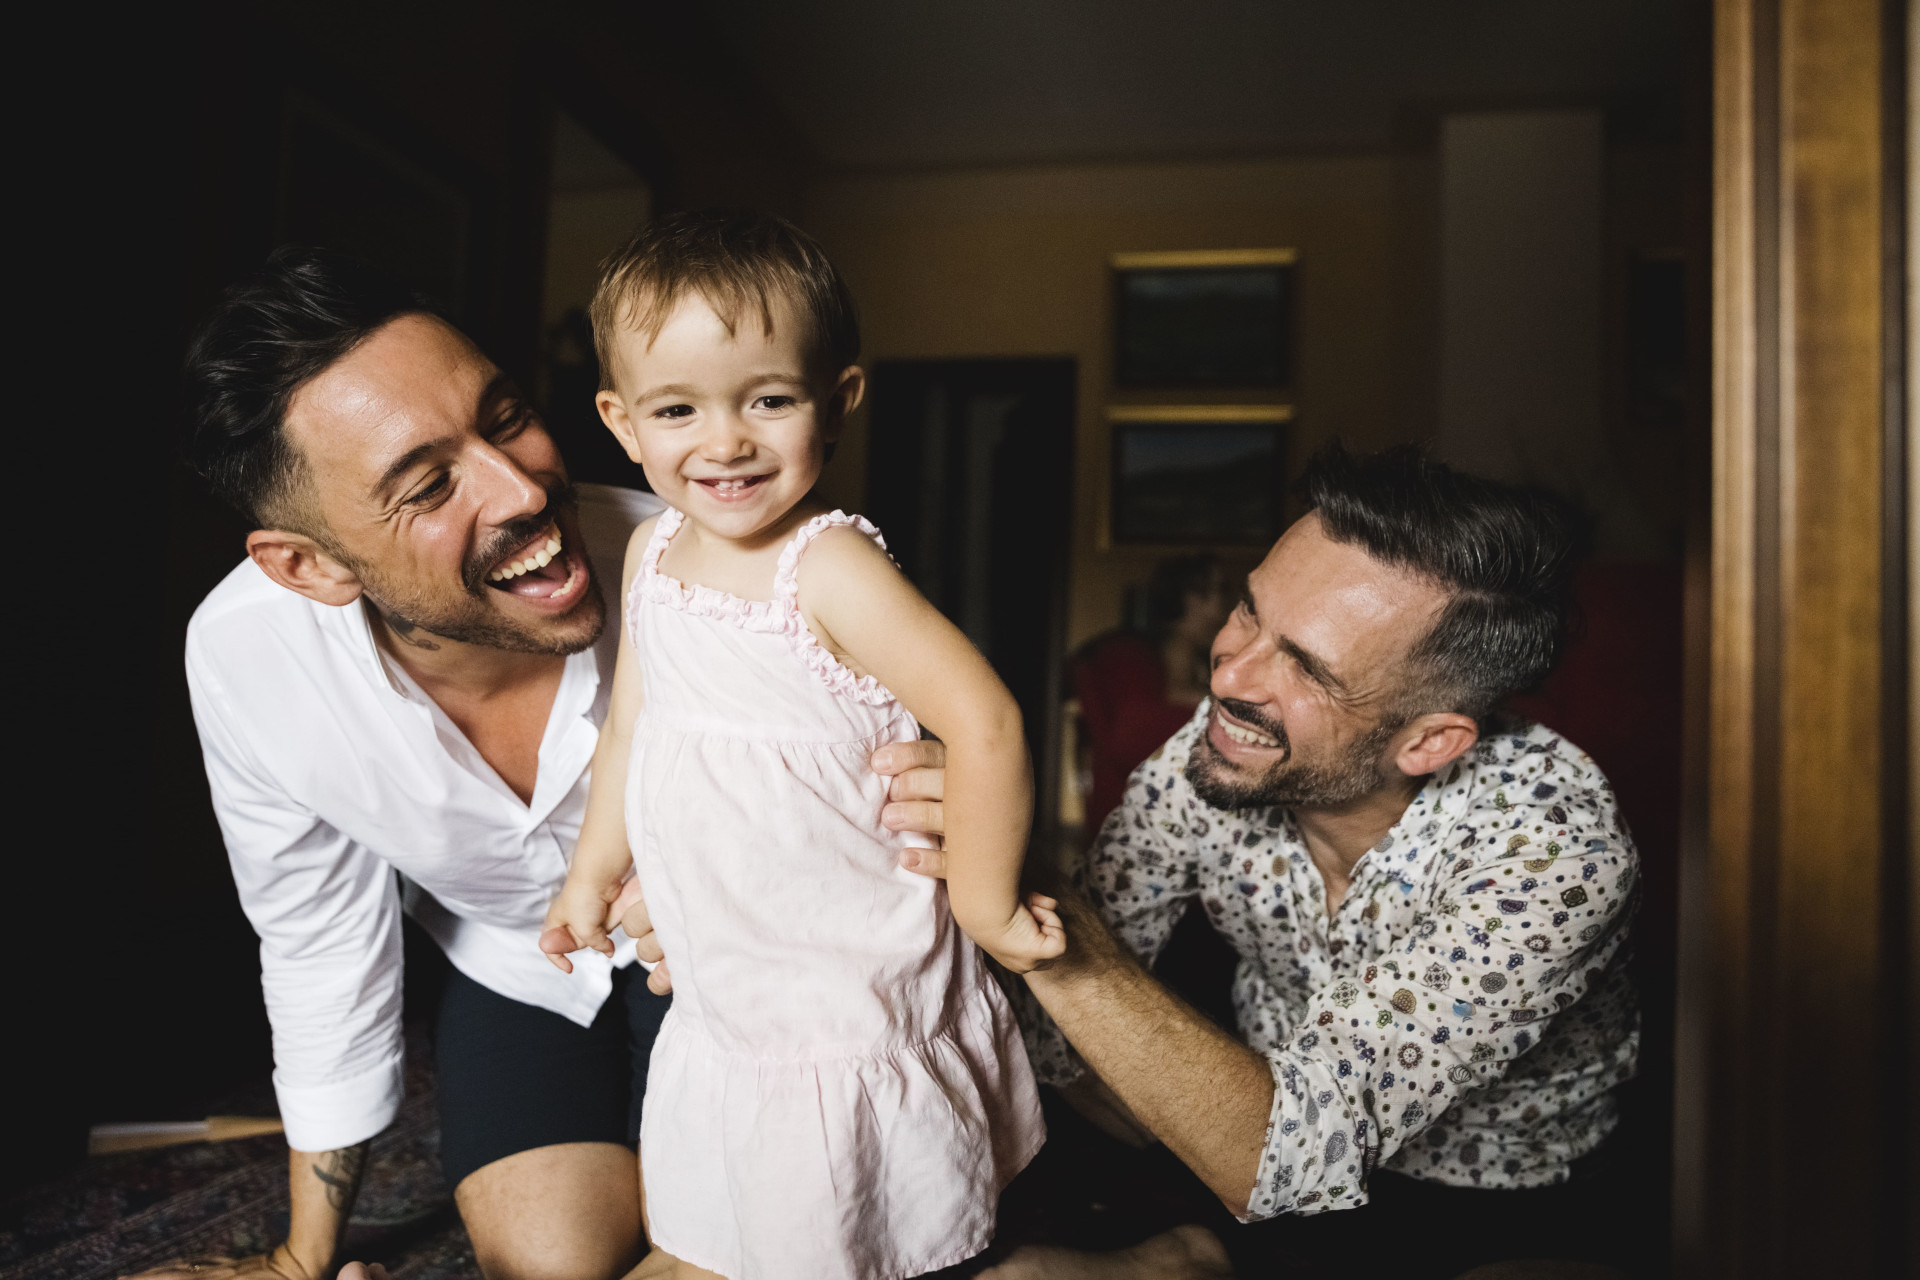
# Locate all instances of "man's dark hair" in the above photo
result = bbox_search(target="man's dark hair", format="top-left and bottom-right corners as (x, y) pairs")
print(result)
(183, 246), (443, 529)
(1300, 442), (1584, 722)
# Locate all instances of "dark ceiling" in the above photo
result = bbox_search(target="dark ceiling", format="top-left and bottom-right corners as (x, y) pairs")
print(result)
(705, 0), (1691, 171)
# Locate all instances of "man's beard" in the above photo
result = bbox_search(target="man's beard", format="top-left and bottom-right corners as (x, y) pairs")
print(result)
(351, 483), (607, 657)
(1184, 697), (1398, 811)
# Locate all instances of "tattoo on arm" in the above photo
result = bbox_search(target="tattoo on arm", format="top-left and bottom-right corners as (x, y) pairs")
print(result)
(311, 1143), (370, 1213)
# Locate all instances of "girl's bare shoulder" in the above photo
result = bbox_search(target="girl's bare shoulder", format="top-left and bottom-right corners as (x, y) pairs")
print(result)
(629, 513), (662, 545)
(619, 514), (663, 589)
(794, 520), (899, 583)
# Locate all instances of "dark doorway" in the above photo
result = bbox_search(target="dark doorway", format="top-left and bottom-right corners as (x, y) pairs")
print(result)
(865, 360), (1077, 857)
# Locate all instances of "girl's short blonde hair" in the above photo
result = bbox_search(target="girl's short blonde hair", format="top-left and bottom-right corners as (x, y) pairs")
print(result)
(590, 208), (860, 390)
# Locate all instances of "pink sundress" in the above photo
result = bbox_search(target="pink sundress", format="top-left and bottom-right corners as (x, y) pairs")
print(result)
(624, 508), (1044, 1280)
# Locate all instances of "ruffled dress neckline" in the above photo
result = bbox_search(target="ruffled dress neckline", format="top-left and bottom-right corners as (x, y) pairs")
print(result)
(632, 507), (897, 706)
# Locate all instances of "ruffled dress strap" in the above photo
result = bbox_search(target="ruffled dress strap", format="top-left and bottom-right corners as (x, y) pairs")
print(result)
(639, 506), (685, 580)
(774, 511), (897, 706)
(628, 506), (790, 635)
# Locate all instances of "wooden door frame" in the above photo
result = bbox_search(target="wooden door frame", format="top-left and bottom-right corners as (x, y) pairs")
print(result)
(1676, 0), (1912, 1274)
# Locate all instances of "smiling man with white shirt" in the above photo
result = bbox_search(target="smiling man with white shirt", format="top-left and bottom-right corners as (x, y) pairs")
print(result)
(149, 247), (884, 1280)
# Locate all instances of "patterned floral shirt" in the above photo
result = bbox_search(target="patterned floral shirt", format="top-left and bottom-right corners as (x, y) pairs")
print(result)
(1021, 704), (1640, 1219)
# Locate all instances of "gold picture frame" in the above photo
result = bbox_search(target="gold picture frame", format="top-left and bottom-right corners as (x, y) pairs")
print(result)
(1112, 249), (1298, 389)
(1104, 404), (1295, 548)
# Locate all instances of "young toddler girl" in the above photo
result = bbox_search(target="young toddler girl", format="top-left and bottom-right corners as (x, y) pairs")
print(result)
(542, 210), (1061, 1280)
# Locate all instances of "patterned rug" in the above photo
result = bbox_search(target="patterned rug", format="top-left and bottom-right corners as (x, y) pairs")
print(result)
(1, 1031), (475, 1280)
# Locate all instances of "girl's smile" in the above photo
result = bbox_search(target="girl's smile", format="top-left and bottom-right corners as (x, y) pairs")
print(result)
(692, 471), (775, 501)
(594, 293), (863, 554)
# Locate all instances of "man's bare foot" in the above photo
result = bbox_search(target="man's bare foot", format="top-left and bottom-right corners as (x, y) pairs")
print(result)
(979, 1225), (1233, 1279)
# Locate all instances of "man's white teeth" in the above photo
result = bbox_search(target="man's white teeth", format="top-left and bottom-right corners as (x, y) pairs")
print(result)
(1222, 719), (1279, 748)
(489, 529), (563, 582)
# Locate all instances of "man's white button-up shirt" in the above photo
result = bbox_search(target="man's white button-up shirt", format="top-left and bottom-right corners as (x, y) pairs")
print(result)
(185, 484), (663, 1152)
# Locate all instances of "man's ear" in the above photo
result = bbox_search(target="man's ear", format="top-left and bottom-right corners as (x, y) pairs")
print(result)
(246, 530), (364, 607)
(596, 391), (644, 463)
(822, 365), (866, 445)
(1390, 712), (1480, 780)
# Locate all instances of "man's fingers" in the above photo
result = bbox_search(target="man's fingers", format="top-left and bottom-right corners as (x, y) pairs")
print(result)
(538, 925), (578, 956)
(897, 844), (950, 879)
(605, 877), (646, 932)
(882, 764), (946, 804)
(881, 799), (945, 835)
(871, 739), (946, 778)
(618, 899), (655, 944)
(646, 960), (674, 995)
(633, 929), (665, 966)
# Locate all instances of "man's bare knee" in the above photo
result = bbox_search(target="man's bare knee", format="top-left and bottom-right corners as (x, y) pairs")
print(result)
(456, 1142), (642, 1280)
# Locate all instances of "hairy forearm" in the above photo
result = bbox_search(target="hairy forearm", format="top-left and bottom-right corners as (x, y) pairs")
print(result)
(1024, 899), (1271, 1215)
(284, 1142), (369, 1274)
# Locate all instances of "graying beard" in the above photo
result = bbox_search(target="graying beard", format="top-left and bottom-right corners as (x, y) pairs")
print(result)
(1183, 725), (1392, 811)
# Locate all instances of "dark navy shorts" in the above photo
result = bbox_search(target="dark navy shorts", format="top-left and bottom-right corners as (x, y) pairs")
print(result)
(433, 963), (669, 1191)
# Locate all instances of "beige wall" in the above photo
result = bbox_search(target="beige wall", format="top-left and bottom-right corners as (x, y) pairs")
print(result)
(804, 154), (1428, 648)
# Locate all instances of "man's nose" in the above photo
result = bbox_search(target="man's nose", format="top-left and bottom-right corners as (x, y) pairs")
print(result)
(472, 443), (549, 525)
(1209, 633), (1267, 703)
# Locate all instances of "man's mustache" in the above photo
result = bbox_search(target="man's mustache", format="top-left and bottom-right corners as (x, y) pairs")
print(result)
(1215, 697), (1291, 755)
(464, 482), (578, 593)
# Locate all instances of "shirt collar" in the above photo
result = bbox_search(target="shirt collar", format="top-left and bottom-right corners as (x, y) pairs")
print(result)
(331, 595), (606, 709)
(1260, 774), (1445, 893)
(313, 595), (412, 699)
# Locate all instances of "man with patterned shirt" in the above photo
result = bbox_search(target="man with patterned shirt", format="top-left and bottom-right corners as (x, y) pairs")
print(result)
(855, 444), (1644, 1278)
(1026, 704), (1638, 1208)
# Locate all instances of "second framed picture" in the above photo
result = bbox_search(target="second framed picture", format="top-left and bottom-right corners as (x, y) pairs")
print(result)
(1108, 405), (1293, 546)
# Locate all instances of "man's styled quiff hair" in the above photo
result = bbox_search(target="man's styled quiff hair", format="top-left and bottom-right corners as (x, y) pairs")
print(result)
(589, 208), (860, 389)
(184, 246), (442, 530)
(1299, 442), (1584, 722)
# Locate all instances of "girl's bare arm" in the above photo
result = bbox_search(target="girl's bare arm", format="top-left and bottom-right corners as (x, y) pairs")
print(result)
(541, 518), (654, 970)
(799, 528), (1062, 970)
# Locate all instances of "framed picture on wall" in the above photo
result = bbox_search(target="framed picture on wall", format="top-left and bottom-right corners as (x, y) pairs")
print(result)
(1112, 249), (1296, 388)
(1108, 405), (1293, 545)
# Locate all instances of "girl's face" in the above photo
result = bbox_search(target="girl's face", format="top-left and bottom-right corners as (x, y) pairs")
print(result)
(596, 294), (863, 547)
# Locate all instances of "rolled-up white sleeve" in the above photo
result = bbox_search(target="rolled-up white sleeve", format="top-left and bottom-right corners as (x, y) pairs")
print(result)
(188, 661), (404, 1152)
